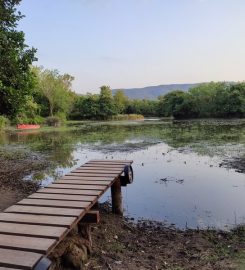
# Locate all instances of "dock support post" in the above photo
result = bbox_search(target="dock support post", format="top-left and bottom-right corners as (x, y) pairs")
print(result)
(111, 177), (123, 215)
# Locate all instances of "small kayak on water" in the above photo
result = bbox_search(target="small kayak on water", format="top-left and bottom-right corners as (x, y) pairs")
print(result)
(17, 124), (41, 130)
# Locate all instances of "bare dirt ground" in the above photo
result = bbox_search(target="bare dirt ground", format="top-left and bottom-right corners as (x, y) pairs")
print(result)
(0, 188), (23, 212)
(49, 204), (245, 270)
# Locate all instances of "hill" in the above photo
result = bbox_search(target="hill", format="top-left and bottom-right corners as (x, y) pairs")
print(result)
(112, 83), (199, 100)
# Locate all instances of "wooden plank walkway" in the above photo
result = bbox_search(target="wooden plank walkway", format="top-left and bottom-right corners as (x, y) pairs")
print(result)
(0, 159), (133, 270)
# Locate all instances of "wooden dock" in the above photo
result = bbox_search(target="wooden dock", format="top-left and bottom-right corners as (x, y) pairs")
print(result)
(0, 159), (133, 270)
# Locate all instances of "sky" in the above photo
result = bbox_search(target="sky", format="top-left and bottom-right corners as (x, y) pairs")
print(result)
(18, 0), (245, 94)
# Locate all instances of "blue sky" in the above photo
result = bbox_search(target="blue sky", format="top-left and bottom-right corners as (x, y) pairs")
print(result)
(18, 0), (245, 93)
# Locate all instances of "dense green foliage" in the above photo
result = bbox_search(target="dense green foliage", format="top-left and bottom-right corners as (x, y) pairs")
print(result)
(69, 87), (157, 120)
(33, 67), (75, 118)
(70, 86), (117, 120)
(70, 94), (100, 120)
(125, 99), (159, 116)
(10, 66), (75, 124)
(70, 82), (245, 120)
(0, 1), (74, 124)
(0, 0), (37, 117)
(158, 82), (245, 119)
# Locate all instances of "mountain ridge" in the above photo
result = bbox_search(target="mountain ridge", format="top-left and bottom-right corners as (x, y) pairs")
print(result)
(112, 83), (200, 100)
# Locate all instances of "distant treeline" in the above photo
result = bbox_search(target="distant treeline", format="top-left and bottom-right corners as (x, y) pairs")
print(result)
(71, 82), (245, 120)
(158, 82), (245, 119)
(1, 67), (245, 126)
(70, 87), (158, 120)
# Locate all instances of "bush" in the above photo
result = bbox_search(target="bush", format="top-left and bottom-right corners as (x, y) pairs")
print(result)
(32, 116), (45, 124)
(46, 116), (61, 127)
(13, 116), (45, 125)
(0, 116), (9, 130)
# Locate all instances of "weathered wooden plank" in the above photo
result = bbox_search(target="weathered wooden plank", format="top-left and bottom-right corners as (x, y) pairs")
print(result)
(0, 213), (76, 228)
(0, 267), (22, 270)
(67, 173), (118, 177)
(60, 175), (114, 181)
(86, 164), (130, 168)
(0, 222), (67, 240)
(83, 163), (128, 167)
(82, 164), (128, 168)
(74, 169), (122, 174)
(28, 193), (96, 202)
(0, 248), (42, 270)
(80, 164), (124, 168)
(17, 199), (90, 209)
(82, 164), (125, 168)
(5, 205), (82, 217)
(76, 167), (122, 172)
(70, 170), (120, 175)
(37, 188), (102, 196)
(46, 184), (106, 190)
(0, 234), (56, 254)
(88, 160), (133, 164)
(54, 180), (110, 185)
(73, 170), (122, 175)
(0, 267), (23, 270)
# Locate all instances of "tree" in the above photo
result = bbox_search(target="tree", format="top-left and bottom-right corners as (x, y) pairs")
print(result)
(69, 94), (100, 120)
(173, 93), (198, 119)
(125, 99), (158, 116)
(228, 83), (245, 117)
(158, 91), (185, 117)
(99, 86), (116, 119)
(0, 0), (37, 117)
(158, 90), (198, 118)
(189, 82), (226, 117)
(114, 90), (128, 114)
(36, 68), (74, 117)
(214, 83), (245, 117)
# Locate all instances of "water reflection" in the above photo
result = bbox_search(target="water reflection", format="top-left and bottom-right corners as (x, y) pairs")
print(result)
(0, 119), (245, 229)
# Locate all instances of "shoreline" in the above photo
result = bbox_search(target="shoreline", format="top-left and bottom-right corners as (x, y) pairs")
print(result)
(49, 203), (245, 270)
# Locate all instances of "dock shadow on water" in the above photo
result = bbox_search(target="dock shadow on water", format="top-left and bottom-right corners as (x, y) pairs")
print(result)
(0, 119), (245, 230)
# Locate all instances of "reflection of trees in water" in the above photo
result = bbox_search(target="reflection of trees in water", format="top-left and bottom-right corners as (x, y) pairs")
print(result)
(5, 131), (77, 169)
(73, 120), (245, 156)
(31, 132), (77, 168)
(1, 119), (244, 169)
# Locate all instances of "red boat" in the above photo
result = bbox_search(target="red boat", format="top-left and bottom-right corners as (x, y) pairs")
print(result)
(17, 124), (41, 130)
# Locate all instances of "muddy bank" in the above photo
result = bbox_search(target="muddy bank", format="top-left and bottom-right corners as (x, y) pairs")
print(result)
(0, 188), (24, 212)
(0, 146), (49, 210)
(50, 204), (245, 270)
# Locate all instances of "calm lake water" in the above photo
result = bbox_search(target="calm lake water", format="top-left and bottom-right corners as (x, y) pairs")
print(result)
(1, 119), (245, 229)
